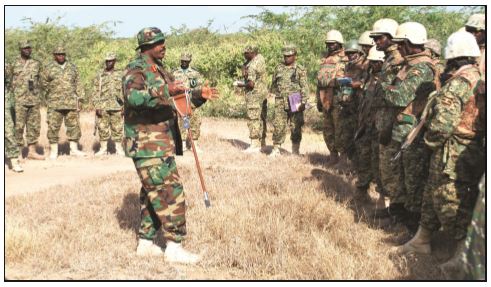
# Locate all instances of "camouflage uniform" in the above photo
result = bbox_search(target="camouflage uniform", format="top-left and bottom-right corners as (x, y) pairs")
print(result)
(376, 44), (405, 204)
(8, 53), (43, 147)
(5, 71), (20, 159)
(93, 67), (124, 141)
(173, 61), (204, 141)
(123, 28), (209, 243)
(316, 50), (347, 154)
(421, 64), (484, 241)
(271, 51), (309, 146)
(42, 50), (84, 144)
(242, 51), (268, 144)
(381, 49), (436, 215)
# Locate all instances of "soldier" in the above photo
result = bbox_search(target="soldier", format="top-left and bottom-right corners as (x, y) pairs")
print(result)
(235, 45), (268, 153)
(173, 52), (205, 152)
(8, 40), (45, 160)
(394, 32), (485, 264)
(368, 19), (406, 221)
(353, 46), (385, 203)
(42, 45), (86, 159)
(464, 13), (485, 78)
(425, 39), (445, 75)
(123, 27), (217, 263)
(93, 52), (125, 156)
(270, 44), (309, 156)
(316, 30), (347, 164)
(5, 68), (23, 172)
(381, 22), (437, 232)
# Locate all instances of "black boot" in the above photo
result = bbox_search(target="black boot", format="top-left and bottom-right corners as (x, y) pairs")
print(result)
(387, 203), (407, 224)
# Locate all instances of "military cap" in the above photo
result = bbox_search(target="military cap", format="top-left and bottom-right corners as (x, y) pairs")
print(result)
(243, 45), (258, 53)
(180, 52), (192, 61)
(282, 44), (297, 56)
(105, 52), (117, 61)
(136, 27), (165, 50)
(53, 45), (66, 54)
(18, 40), (32, 49)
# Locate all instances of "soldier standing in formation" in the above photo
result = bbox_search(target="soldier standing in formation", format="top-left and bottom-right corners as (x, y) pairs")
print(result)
(5, 68), (24, 172)
(42, 46), (86, 159)
(316, 30), (347, 165)
(122, 27), (217, 263)
(235, 45), (268, 154)
(270, 44), (309, 156)
(425, 39), (445, 76)
(464, 14), (485, 77)
(93, 52), (125, 156)
(8, 40), (45, 160)
(173, 52), (205, 152)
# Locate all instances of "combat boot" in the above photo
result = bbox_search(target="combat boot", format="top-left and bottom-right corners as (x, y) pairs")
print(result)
(49, 143), (58, 160)
(136, 238), (164, 257)
(69, 141), (87, 157)
(260, 138), (266, 151)
(27, 144), (45, 160)
(115, 142), (125, 156)
(291, 142), (300, 155)
(333, 154), (347, 170)
(164, 241), (200, 264)
(95, 141), (108, 156)
(439, 239), (466, 280)
(269, 144), (281, 157)
(392, 226), (432, 255)
(328, 152), (339, 165)
(10, 158), (24, 173)
(243, 139), (261, 154)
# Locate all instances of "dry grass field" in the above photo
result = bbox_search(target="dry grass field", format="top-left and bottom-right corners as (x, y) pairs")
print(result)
(5, 109), (453, 280)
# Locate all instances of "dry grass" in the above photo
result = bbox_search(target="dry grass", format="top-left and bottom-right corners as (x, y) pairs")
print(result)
(6, 114), (448, 280)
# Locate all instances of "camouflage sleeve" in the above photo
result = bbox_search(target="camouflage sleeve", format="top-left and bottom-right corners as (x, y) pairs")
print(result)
(40, 64), (51, 94)
(195, 70), (204, 90)
(425, 78), (471, 146)
(123, 68), (172, 110)
(382, 64), (434, 108)
(73, 65), (86, 104)
(91, 73), (101, 107)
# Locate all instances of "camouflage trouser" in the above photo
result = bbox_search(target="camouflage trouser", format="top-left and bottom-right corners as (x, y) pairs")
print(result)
(15, 104), (41, 146)
(245, 94), (267, 141)
(355, 128), (384, 194)
(47, 108), (81, 144)
(401, 137), (430, 213)
(5, 106), (19, 158)
(134, 157), (186, 243)
(272, 97), (303, 145)
(179, 108), (202, 141)
(379, 139), (405, 204)
(322, 109), (336, 154)
(333, 105), (356, 159)
(97, 110), (123, 142)
(420, 148), (479, 240)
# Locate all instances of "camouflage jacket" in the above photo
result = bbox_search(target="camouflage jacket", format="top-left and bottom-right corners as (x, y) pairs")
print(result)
(8, 57), (43, 106)
(172, 66), (203, 90)
(123, 53), (206, 159)
(271, 62), (310, 108)
(424, 64), (484, 182)
(42, 61), (84, 110)
(358, 69), (382, 131)
(243, 54), (268, 99)
(92, 69), (124, 111)
(316, 49), (347, 89)
(381, 49), (436, 142)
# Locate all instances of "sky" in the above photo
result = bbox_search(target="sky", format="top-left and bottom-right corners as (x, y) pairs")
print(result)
(5, 6), (296, 38)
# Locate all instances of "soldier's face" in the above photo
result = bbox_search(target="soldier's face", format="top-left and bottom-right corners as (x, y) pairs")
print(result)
(283, 54), (296, 65)
(370, 60), (383, 72)
(180, 60), (190, 69)
(396, 40), (409, 57)
(20, 47), (32, 58)
(326, 42), (341, 53)
(54, 54), (66, 64)
(373, 35), (391, 51)
(105, 60), (116, 70)
(465, 26), (485, 45)
(346, 52), (360, 62)
(244, 52), (254, 61)
(148, 41), (166, 60)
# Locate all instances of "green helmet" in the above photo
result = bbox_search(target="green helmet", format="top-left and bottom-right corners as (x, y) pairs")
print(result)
(136, 27), (165, 50)
(344, 40), (362, 54)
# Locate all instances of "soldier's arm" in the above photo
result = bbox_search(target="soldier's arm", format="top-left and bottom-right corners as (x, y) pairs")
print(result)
(74, 66), (86, 105)
(269, 66), (279, 95)
(381, 65), (434, 108)
(298, 67), (310, 105)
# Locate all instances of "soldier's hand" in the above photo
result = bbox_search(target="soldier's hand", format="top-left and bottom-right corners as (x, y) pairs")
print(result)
(351, 80), (362, 89)
(298, 103), (306, 112)
(201, 80), (219, 100)
(168, 80), (186, 96)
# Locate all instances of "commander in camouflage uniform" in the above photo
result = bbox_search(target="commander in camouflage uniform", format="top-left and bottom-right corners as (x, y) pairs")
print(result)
(42, 45), (86, 159)
(270, 44), (309, 156)
(173, 52), (205, 152)
(123, 27), (217, 263)
(8, 40), (45, 160)
(236, 45), (268, 153)
(394, 32), (485, 264)
(93, 52), (125, 156)
(5, 68), (23, 172)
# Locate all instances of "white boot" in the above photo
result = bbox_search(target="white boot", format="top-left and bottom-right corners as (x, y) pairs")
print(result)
(392, 226), (432, 255)
(49, 143), (58, 160)
(243, 139), (261, 154)
(136, 238), (164, 257)
(269, 144), (281, 157)
(115, 142), (125, 156)
(95, 141), (108, 156)
(164, 241), (200, 264)
(10, 158), (24, 173)
(69, 141), (87, 157)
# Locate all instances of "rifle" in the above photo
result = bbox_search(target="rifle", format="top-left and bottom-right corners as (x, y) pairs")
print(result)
(391, 91), (438, 162)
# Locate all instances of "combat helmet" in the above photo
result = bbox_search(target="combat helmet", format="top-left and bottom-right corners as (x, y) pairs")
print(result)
(325, 30), (344, 44)
(444, 31), (481, 60)
(345, 40), (363, 54)
(358, 31), (375, 46)
(367, 46), (385, 61)
(392, 22), (427, 45)
(136, 27), (165, 50)
(425, 39), (442, 56)
(465, 14), (485, 31)
(370, 18), (399, 38)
